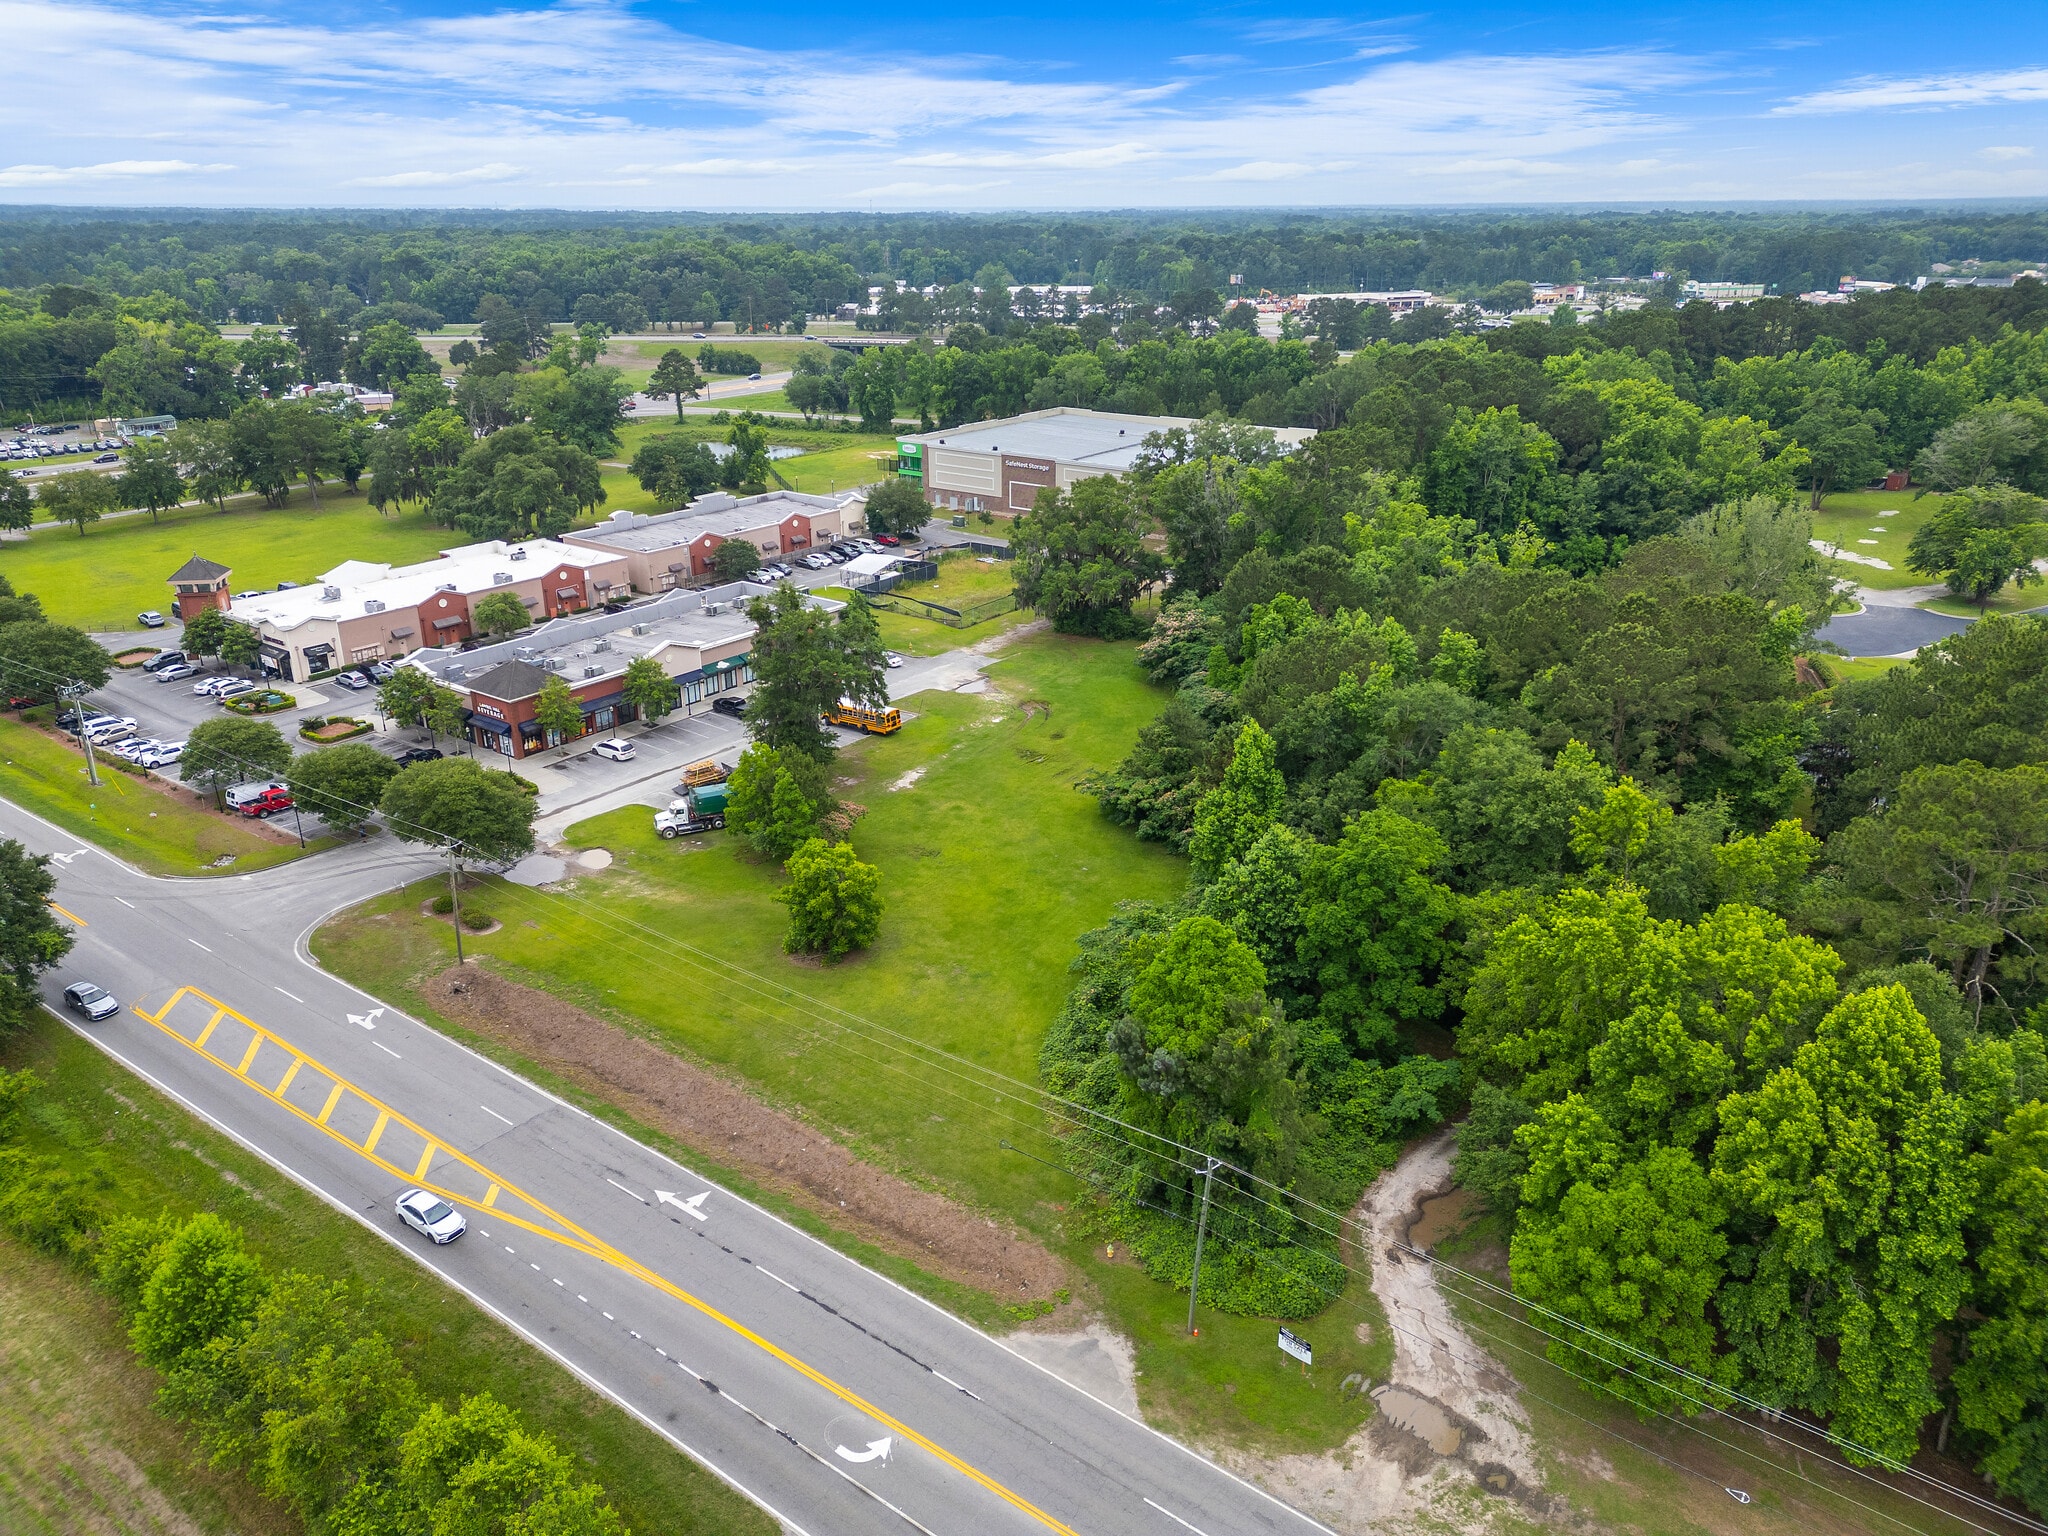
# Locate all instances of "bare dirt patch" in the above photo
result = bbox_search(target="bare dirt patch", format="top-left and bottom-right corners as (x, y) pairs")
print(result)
(418, 964), (1069, 1306)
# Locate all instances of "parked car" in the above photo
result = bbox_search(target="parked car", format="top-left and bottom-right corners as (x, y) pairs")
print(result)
(392, 747), (443, 768)
(142, 650), (188, 672)
(134, 742), (185, 768)
(874, 533), (901, 546)
(765, 562), (793, 578)
(395, 1188), (466, 1244)
(591, 738), (636, 762)
(94, 452), (120, 464)
(62, 982), (119, 1021)
(154, 662), (197, 682)
(84, 717), (138, 742)
(111, 738), (162, 761)
(748, 569), (778, 584)
(333, 670), (370, 691)
(710, 694), (747, 718)
(192, 675), (234, 695)
(368, 661), (395, 682)
(801, 553), (832, 570)
(137, 609), (166, 628)
(233, 589), (265, 600)
(56, 708), (113, 731)
(275, 580), (299, 590)
(225, 781), (292, 817)
(883, 650), (904, 669)
(854, 539), (883, 554)
(213, 679), (259, 701)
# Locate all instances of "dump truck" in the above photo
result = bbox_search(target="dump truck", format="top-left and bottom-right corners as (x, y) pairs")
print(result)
(653, 781), (729, 838)
(823, 701), (902, 736)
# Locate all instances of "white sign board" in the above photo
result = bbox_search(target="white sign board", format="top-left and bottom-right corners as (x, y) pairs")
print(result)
(1278, 1328), (1312, 1366)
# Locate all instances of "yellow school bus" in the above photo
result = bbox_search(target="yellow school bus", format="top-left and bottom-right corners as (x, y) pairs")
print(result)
(823, 701), (902, 735)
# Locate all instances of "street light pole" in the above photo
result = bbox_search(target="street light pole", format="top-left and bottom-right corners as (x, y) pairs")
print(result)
(1187, 1156), (1221, 1336)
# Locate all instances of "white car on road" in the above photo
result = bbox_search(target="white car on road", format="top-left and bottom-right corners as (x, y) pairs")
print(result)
(395, 1188), (466, 1244)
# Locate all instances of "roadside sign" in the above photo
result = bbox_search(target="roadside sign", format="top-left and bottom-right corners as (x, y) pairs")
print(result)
(1278, 1328), (1312, 1366)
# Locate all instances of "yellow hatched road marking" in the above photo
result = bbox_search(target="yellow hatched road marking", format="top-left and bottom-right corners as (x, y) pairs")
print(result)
(194, 1009), (225, 1049)
(235, 1035), (263, 1074)
(414, 1144), (435, 1181)
(131, 985), (1079, 1536)
(276, 1059), (302, 1096)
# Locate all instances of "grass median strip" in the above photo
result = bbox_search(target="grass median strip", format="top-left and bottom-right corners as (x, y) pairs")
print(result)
(0, 714), (323, 876)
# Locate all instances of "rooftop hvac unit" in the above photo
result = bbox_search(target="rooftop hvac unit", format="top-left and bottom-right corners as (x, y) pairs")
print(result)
(630, 623), (650, 636)
(364, 598), (386, 613)
(321, 585), (341, 601)
(493, 572), (513, 585)
(541, 658), (561, 671)
(509, 549), (528, 561)
(583, 665), (601, 677)
(436, 583), (457, 592)
(704, 602), (722, 616)
(592, 638), (611, 652)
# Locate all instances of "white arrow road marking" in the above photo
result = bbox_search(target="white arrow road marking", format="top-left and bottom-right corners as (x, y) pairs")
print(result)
(49, 849), (90, 865)
(834, 1437), (891, 1465)
(347, 1007), (384, 1029)
(655, 1189), (710, 1221)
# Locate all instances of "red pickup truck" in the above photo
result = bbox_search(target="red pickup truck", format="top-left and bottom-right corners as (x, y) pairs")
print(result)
(230, 785), (294, 818)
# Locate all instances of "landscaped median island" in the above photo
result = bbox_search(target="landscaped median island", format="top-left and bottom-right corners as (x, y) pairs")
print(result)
(0, 1017), (774, 1536)
(0, 712), (323, 875)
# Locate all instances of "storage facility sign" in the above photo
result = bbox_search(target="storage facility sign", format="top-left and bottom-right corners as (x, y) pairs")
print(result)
(1278, 1328), (1312, 1366)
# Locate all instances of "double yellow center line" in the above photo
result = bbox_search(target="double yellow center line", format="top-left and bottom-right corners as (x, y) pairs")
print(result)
(135, 985), (1078, 1536)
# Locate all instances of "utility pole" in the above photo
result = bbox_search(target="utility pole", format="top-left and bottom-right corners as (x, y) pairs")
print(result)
(62, 683), (100, 787)
(1187, 1156), (1221, 1336)
(448, 853), (465, 965)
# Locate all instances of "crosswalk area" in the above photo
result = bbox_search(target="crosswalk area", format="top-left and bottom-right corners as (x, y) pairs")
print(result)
(137, 985), (600, 1257)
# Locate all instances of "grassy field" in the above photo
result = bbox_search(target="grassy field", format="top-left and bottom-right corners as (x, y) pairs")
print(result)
(1811, 489), (1947, 590)
(2, 486), (459, 632)
(1809, 654), (1906, 686)
(817, 553), (1030, 655)
(316, 631), (1396, 1450)
(0, 714), (323, 876)
(0, 1017), (775, 1536)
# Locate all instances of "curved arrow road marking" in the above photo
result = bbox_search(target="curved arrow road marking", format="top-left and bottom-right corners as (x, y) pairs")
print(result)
(836, 1437), (892, 1464)
(656, 1189), (710, 1220)
(348, 1007), (384, 1029)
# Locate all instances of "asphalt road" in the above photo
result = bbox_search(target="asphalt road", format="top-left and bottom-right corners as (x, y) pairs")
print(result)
(16, 795), (1329, 1536)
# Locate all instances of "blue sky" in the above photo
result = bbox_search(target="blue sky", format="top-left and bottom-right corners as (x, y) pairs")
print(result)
(1, 0), (2044, 207)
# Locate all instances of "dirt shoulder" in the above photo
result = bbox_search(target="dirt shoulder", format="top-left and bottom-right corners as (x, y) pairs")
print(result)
(419, 963), (1070, 1307)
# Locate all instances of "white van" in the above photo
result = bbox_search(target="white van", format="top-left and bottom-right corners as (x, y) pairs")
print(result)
(223, 780), (289, 812)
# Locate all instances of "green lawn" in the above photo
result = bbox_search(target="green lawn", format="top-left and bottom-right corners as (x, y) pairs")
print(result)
(2, 486), (460, 632)
(1809, 654), (1905, 686)
(315, 632), (1391, 1448)
(817, 553), (1030, 655)
(1810, 489), (1948, 590)
(0, 715), (325, 876)
(0, 1018), (773, 1536)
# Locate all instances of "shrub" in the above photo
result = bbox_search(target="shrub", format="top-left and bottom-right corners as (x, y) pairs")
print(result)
(432, 892), (455, 915)
(461, 906), (492, 931)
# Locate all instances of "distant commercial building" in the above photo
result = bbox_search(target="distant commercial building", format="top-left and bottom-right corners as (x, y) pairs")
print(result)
(1285, 290), (1435, 314)
(562, 490), (867, 590)
(403, 583), (840, 757)
(222, 538), (633, 682)
(894, 408), (1314, 515)
(1682, 281), (1767, 304)
(1838, 276), (1896, 294)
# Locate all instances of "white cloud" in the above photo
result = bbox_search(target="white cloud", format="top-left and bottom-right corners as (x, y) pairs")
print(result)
(849, 179), (1011, 198)
(1778, 67), (2048, 114)
(346, 163), (523, 187)
(1981, 144), (2035, 160)
(1187, 160), (1313, 182)
(897, 143), (1153, 169)
(0, 159), (230, 185)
